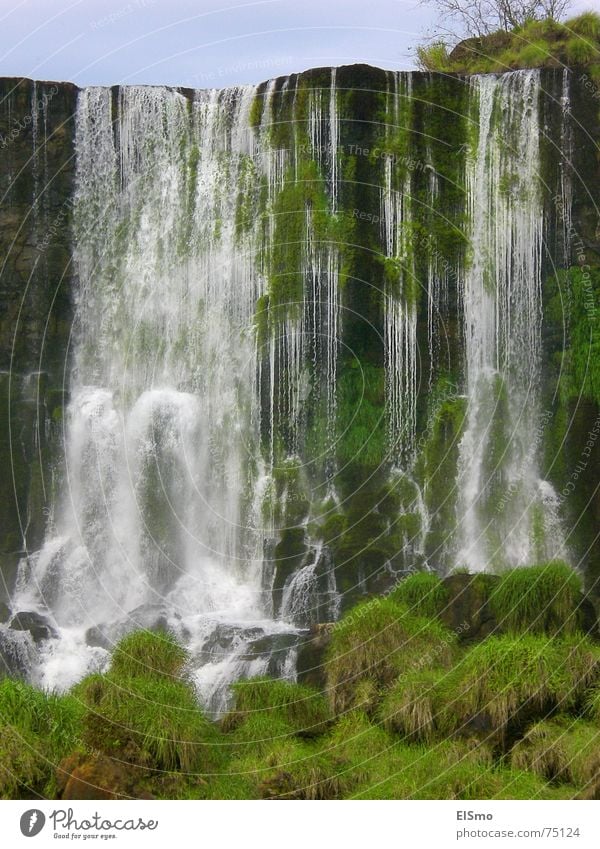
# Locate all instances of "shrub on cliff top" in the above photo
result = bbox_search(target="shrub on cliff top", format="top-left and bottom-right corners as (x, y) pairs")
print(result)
(417, 12), (600, 73)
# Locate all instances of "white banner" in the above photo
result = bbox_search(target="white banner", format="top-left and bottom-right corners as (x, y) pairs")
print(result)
(0, 800), (597, 848)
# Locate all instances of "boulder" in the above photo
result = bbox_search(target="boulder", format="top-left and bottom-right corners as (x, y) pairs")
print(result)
(9, 610), (57, 643)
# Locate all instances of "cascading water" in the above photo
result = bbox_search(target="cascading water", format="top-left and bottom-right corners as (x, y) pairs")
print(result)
(12, 83), (303, 711)
(455, 71), (567, 571)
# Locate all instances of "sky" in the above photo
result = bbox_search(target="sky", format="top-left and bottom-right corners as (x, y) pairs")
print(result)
(0, 0), (595, 88)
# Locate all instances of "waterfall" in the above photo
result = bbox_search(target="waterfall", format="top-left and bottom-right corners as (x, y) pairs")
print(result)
(455, 71), (566, 571)
(4, 67), (577, 704)
(12, 83), (302, 710)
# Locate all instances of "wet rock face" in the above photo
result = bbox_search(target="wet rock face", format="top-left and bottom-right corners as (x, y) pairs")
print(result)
(0, 624), (36, 678)
(0, 78), (77, 602)
(296, 623), (333, 690)
(0, 70), (598, 619)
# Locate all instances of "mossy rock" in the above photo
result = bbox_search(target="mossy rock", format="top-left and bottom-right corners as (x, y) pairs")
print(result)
(58, 752), (144, 800)
(296, 624), (333, 690)
(325, 598), (457, 714)
(438, 573), (500, 643)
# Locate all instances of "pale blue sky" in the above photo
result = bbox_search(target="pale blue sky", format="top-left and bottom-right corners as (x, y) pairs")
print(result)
(0, 0), (594, 87)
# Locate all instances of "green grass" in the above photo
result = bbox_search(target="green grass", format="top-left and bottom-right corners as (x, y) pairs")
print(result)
(511, 718), (600, 796)
(566, 36), (598, 64)
(325, 598), (457, 714)
(584, 685), (600, 723)
(379, 667), (447, 743)
(223, 677), (330, 736)
(109, 629), (188, 680)
(489, 561), (583, 635)
(0, 679), (83, 798)
(76, 672), (216, 773)
(568, 11), (600, 40)
(2, 574), (599, 801)
(389, 572), (449, 619)
(435, 634), (600, 739)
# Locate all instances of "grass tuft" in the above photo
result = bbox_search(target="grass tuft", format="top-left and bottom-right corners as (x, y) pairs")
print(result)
(511, 717), (600, 795)
(390, 572), (449, 619)
(325, 598), (457, 715)
(222, 677), (330, 736)
(0, 679), (82, 798)
(109, 629), (187, 680)
(489, 561), (583, 635)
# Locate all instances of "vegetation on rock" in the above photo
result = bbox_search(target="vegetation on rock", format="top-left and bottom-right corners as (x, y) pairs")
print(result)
(1, 559), (599, 800)
(417, 13), (600, 74)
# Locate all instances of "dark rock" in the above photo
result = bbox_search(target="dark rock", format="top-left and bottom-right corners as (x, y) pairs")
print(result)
(0, 601), (10, 623)
(576, 595), (599, 639)
(9, 610), (57, 642)
(244, 632), (301, 678)
(439, 574), (500, 644)
(85, 604), (171, 649)
(448, 31), (512, 64)
(84, 626), (113, 650)
(58, 752), (151, 800)
(296, 623), (333, 690)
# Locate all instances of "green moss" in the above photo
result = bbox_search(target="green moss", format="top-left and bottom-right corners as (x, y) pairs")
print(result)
(559, 267), (600, 405)
(335, 361), (386, 471)
(489, 561), (583, 635)
(325, 599), (457, 714)
(417, 389), (466, 559)
(249, 92), (264, 129)
(389, 572), (449, 618)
